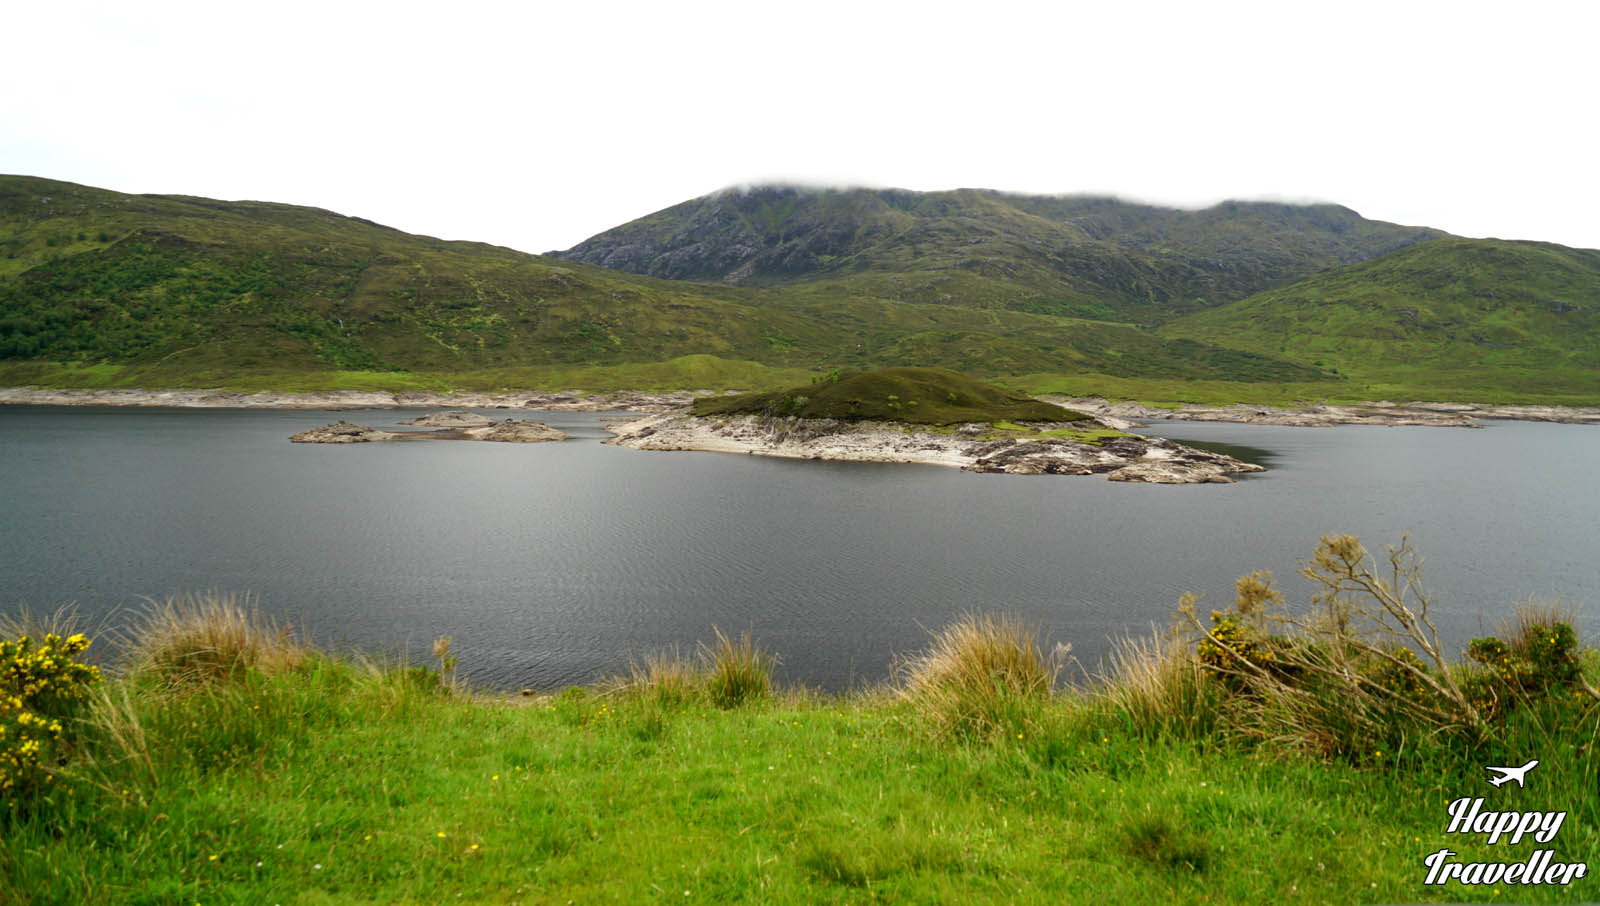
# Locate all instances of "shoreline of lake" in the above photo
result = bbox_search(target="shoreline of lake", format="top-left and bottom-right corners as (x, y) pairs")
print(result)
(4, 385), (1598, 427)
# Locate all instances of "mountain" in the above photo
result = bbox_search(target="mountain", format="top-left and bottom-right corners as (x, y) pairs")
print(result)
(5, 175), (1594, 403)
(1158, 239), (1600, 401)
(0, 175), (1321, 389)
(551, 185), (1447, 322)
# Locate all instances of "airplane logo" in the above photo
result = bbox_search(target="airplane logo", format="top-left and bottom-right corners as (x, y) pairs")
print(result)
(1486, 760), (1539, 788)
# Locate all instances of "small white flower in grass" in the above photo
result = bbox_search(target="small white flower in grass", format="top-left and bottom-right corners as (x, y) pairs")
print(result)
(313, 864), (322, 871)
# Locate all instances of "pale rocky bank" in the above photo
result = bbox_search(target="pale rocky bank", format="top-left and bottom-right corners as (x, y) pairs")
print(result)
(1047, 397), (1600, 427)
(605, 412), (1264, 483)
(3, 387), (1596, 426)
(290, 415), (566, 444)
(0, 387), (693, 412)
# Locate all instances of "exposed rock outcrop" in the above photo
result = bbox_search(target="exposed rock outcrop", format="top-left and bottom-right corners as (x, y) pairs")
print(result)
(605, 412), (1263, 483)
(398, 411), (496, 427)
(289, 421), (396, 443)
(466, 419), (568, 443)
(290, 417), (566, 444)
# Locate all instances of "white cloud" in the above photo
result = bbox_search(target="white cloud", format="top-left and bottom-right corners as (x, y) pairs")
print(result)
(4, 0), (1598, 251)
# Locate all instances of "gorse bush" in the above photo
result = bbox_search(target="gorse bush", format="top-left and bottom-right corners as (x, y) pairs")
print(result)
(1, 632), (101, 800)
(1464, 604), (1599, 719)
(1181, 535), (1600, 759)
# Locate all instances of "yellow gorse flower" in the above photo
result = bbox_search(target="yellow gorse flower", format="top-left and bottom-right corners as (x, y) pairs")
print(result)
(1, 631), (102, 800)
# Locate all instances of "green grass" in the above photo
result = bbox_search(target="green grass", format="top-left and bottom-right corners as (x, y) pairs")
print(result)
(0, 355), (817, 395)
(6, 630), (1597, 903)
(689, 367), (1091, 424)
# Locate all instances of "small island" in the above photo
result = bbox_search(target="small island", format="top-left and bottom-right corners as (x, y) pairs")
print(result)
(606, 367), (1263, 483)
(290, 414), (567, 444)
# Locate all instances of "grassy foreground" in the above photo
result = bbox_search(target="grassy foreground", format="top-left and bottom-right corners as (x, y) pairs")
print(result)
(5, 548), (1600, 904)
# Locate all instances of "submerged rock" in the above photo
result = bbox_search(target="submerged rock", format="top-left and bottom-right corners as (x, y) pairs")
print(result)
(289, 418), (566, 444)
(289, 421), (395, 443)
(466, 419), (568, 443)
(398, 411), (497, 427)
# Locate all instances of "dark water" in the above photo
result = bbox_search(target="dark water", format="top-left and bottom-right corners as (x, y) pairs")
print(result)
(1, 406), (1596, 691)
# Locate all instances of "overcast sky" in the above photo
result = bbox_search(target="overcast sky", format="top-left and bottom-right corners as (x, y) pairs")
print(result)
(7, 0), (1598, 254)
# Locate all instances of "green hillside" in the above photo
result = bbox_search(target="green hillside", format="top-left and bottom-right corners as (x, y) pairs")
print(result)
(0, 176), (808, 377)
(1159, 239), (1600, 402)
(0, 175), (1323, 392)
(552, 185), (1446, 322)
(6, 176), (1595, 404)
(690, 366), (1090, 424)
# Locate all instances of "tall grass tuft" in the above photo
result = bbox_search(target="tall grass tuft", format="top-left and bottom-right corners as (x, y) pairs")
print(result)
(603, 630), (776, 709)
(703, 628), (775, 708)
(0, 604), (101, 654)
(83, 683), (157, 788)
(121, 592), (306, 685)
(615, 646), (702, 708)
(1101, 625), (1224, 740)
(896, 613), (1059, 741)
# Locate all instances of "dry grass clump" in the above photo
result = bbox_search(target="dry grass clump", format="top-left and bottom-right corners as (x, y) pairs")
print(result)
(121, 592), (307, 685)
(703, 628), (776, 708)
(1100, 626), (1223, 740)
(0, 605), (101, 653)
(613, 646), (702, 707)
(606, 629), (776, 709)
(896, 613), (1059, 740)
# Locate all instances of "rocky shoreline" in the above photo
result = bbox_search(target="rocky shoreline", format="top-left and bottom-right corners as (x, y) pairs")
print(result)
(0, 387), (695, 412)
(4, 386), (1597, 426)
(1046, 397), (1600, 427)
(604, 412), (1265, 483)
(289, 415), (567, 444)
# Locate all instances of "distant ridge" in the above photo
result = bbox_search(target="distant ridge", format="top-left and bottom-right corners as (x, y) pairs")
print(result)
(552, 184), (1446, 323)
(0, 175), (1321, 388)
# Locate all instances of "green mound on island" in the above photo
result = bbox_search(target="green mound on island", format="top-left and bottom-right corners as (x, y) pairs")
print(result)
(690, 367), (1091, 425)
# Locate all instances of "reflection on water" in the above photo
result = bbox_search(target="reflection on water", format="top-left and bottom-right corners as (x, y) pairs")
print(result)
(1, 406), (1596, 691)
(1133, 426), (1277, 469)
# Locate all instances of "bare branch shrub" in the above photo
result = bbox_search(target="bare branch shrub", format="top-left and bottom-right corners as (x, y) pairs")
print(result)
(1179, 535), (1491, 753)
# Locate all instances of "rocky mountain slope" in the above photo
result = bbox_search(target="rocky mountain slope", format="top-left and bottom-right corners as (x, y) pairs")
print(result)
(552, 185), (1446, 322)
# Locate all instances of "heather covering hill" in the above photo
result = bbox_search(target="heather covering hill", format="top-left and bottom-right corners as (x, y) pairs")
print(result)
(4, 175), (1598, 404)
(689, 367), (1090, 424)
(551, 185), (1445, 322)
(0, 175), (1323, 390)
(1160, 239), (1600, 401)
